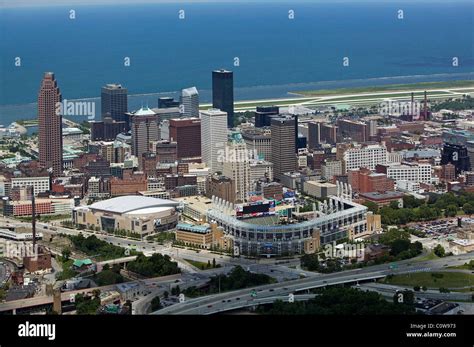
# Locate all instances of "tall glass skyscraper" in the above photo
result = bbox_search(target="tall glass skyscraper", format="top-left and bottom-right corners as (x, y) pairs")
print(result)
(101, 83), (128, 123)
(212, 69), (234, 128)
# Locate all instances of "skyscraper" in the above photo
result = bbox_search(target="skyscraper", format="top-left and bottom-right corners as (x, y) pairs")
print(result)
(271, 117), (297, 181)
(201, 109), (228, 174)
(101, 84), (128, 123)
(223, 139), (251, 203)
(38, 72), (63, 176)
(212, 69), (234, 128)
(180, 87), (199, 117)
(169, 118), (201, 159)
(130, 107), (160, 159)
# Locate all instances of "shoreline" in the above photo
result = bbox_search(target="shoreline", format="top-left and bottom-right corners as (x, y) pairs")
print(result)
(4, 79), (474, 124)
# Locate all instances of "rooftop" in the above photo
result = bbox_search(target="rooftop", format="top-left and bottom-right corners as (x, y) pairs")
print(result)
(88, 196), (178, 214)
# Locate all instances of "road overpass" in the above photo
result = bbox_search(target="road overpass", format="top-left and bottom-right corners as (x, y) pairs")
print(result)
(153, 253), (473, 315)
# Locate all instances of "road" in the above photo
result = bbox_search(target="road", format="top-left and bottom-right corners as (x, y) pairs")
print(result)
(153, 253), (474, 315)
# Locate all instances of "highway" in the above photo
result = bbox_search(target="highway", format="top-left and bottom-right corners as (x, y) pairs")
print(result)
(153, 253), (474, 315)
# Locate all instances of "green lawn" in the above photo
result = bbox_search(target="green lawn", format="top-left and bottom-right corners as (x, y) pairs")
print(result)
(294, 80), (474, 97)
(183, 258), (211, 270)
(414, 251), (440, 262)
(383, 272), (474, 289)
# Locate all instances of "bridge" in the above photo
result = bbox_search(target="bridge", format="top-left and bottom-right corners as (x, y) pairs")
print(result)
(153, 253), (474, 315)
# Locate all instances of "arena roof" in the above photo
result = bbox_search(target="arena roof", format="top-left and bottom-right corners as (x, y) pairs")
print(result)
(89, 196), (179, 214)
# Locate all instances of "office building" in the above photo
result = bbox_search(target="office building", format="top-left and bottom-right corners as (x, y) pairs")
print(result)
(201, 109), (228, 174)
(90, 118), (127, 141)
(241, 127), (272, 160)
(38, 72), (63, 176)
(222, 141), (251, 203)
(271, 117), (297, 180)
(348, 168), (394, 193)
(212, 69), (234, 128)
(158, 97), (180, 109)
(101, 84), (128, 123)
(343, 144), (388, 171)
(377, 162), (434, 184)
(337, 119), (368, 143)
(169, 118), (201, 159)
(206, 175), (236, 203)
(180, 87), (199, 117)
(321, 159), (343, 181)
(440, 143), (471, 175)
(130, 107), (160, 159)
(254, 106), (279, 128)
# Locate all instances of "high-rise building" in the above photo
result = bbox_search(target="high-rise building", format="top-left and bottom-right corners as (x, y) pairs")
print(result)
(205, 175), (236, 203)
(155, 140), (178, 164)
(337, 119), (368, 143)
(241, 127), (272, 160)
(441, 143), (471, 175)
(307, 122), (321, 149)
(90, 118), (127, 141)
(201, 109), (228, 174)
(255, 106), (279, 127)
(169, 118), (201, 159)
(158, 97), (180, 109)
(130, 107), (160, 159)
(212, 69), (234, 128)
(271, 117), (297, 180)
(180, 87), (199, 117)
(320, 123), (338, 144)
(38, 72), (63, 176)
(101, 84), (128, 123)
(223, 140), (251, 203)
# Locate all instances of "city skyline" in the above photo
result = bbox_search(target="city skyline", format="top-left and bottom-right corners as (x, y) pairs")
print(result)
(0, 0), (472, 344)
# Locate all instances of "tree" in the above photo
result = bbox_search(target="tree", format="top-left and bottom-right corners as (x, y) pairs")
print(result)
(301, 254), (320, 271)
(364, 201), (379, 214)
(61, 248), (71, 262)
(390, 239), (411, 256)
(163, 291), (169, 299)
(422, 286), (427, 291)
(150, 296), (162, 311)
(463, 203), (474, 215)
(389, 201), (400, 210)
(413, 286), (420, 292)
(212, 258), (216, 268)
(433, 244), (445, 258)
(444, 204), (458, 218)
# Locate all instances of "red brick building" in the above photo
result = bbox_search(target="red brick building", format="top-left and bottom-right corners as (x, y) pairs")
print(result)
(348, 168), (394, 193)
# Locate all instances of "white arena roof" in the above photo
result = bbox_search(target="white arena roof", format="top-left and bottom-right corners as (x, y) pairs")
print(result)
(89, 196), (179, 214)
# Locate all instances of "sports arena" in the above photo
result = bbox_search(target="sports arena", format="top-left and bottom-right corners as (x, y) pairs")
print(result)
(207, 183), (368, 257)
